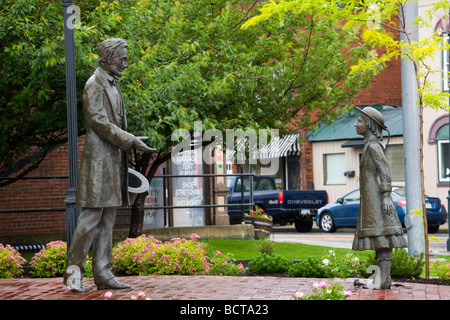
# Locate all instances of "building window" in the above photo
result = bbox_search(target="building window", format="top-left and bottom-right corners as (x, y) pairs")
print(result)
(287, 156), (301, 190)
(386, 144), (405, 182)
(438, 140), (450, 183)
(324, 153), (346, 185)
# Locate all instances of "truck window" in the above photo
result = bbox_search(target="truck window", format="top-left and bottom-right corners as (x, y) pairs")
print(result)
(254, 177), (276, 191)
(234, 177), (276, 192)
(234, 177), (250, 192)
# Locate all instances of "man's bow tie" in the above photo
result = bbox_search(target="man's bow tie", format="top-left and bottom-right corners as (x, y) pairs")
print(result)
(110, 78), (119, 86)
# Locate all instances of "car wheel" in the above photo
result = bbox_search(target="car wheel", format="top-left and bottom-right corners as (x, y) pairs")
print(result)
(294, 220), (313, 232)
(428, 225), (440, 234)
(320, 212), (336, 233)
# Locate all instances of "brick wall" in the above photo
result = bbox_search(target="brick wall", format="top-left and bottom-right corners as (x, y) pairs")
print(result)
(0, 136), (84, 238)
(351, 56), (402, 107)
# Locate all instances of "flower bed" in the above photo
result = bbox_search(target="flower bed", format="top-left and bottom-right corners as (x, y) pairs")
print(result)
(0, 244), (26, 279)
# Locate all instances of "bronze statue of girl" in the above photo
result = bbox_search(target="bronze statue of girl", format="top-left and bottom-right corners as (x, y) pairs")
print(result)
(353, 107), (407, 289)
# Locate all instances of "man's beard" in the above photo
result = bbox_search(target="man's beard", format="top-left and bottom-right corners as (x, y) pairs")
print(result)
(110, 64), (124, 78)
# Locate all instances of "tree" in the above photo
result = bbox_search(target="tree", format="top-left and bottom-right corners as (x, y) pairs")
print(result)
(244, 0), (450, 278)
(0, 0), (378, 237)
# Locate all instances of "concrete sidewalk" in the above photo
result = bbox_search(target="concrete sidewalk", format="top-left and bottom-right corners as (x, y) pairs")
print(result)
(1, 275), (450, 301)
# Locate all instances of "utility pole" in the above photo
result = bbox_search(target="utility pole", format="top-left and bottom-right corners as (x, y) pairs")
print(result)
(400, 0), (425, 257)
(62, 0), (80, 250)
(447, 10), (450, 252)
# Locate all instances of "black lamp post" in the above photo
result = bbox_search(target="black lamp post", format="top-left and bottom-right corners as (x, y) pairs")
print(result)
(62, 0), (80, 249)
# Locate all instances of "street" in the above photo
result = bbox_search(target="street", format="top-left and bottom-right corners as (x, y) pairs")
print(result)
(271, 223), (450, 256)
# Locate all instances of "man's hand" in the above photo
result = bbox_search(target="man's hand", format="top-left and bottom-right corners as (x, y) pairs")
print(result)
(133, 138), (157, 153)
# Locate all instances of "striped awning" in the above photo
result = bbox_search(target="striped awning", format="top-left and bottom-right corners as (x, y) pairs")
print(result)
(258, 133), (300, 159)
(226, 132), (301, 160)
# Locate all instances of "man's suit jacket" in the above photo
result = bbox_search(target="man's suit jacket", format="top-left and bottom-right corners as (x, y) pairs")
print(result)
(76, 67), (135, 208)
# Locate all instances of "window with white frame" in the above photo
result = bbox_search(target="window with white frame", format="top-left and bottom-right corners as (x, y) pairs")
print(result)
(385, 144), (405, 182)
(324, 153), (346, 185)
(438, 140), (450, 183)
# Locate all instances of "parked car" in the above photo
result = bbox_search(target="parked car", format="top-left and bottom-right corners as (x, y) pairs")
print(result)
(227, 176), (328, 232)
(316, 187), (447, 233)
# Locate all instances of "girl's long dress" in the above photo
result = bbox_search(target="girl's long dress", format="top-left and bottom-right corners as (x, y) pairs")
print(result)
(352, 139), (407, 251)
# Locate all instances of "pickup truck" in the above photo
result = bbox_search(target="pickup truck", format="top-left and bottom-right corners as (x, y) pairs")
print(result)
(226, 176), (328, 232)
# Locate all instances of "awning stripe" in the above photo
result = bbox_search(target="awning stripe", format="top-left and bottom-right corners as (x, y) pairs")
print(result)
(226, 133), (301, 160)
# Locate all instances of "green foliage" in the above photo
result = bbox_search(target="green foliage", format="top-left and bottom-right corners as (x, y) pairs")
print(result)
(244, 0), (450, 113)
(111, 234), (210, 276)
(293, 281), (352, 300)
(288, 257), (327, 278)
(0, 244), (26, 279)
(111, 234), (162, 275)
(288, 250), (368, 278)
(207, 250), (245, 276)
(0, 0), (376, 179)
(248, 253), (291, 274)
(368, 248), (425, 278)
(256, 239), (276, 256)
(432, 260), (450, 284)
(30, 240), (92, 278)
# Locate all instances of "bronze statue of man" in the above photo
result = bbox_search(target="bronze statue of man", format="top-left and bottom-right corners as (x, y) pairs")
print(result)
(352, 107), (407, 289)
(63, 38), (155, 292)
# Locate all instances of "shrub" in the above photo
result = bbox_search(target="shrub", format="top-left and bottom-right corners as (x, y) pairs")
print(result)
(256, 239), (275, 256)
(111, 235), (162, 275)
(321, 250), (368, 278)
(31, 240), (67, 277)
(0, 244), (26, 279)
(288, 250), (367, 278)
(288, 257), (326, 278)
(136, 236), (210, 276)
(207, 250), (245, 276)
(293, 281), (352, 300)
(368, 248), (424, 278)
(111, 234), (211, 276)
(248, 253), (291, 274)
(30, 240), (93, 278)
(432, 260), (450, 284)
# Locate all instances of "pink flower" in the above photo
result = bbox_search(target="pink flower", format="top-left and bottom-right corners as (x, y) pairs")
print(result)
(294, 292), (304, 299)
(319, 281), (327, 288)
(312, 282), (319, 289)
(344, 290), (352, 298)
(216, 250), (222, 256)
(104, 291), (113, 298)
(189, 233), (200, 240)
(131, 295), (137, 300)
(138, 291), (146, 298)
(322, 258), (329, 266)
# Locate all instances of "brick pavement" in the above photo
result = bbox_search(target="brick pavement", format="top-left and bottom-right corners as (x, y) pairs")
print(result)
(1, 275), (450, 301)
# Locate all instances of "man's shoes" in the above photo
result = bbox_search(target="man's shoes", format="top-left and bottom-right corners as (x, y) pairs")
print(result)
(97, 278), (131, 290)
(63, 277), (90, 293)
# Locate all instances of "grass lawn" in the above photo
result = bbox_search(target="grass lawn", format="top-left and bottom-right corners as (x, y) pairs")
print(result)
(199, 238), (450, 278)
(198, 238), (373, 262)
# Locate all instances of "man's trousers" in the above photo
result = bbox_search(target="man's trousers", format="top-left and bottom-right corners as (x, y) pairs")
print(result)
(66, 207), (117, 285)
